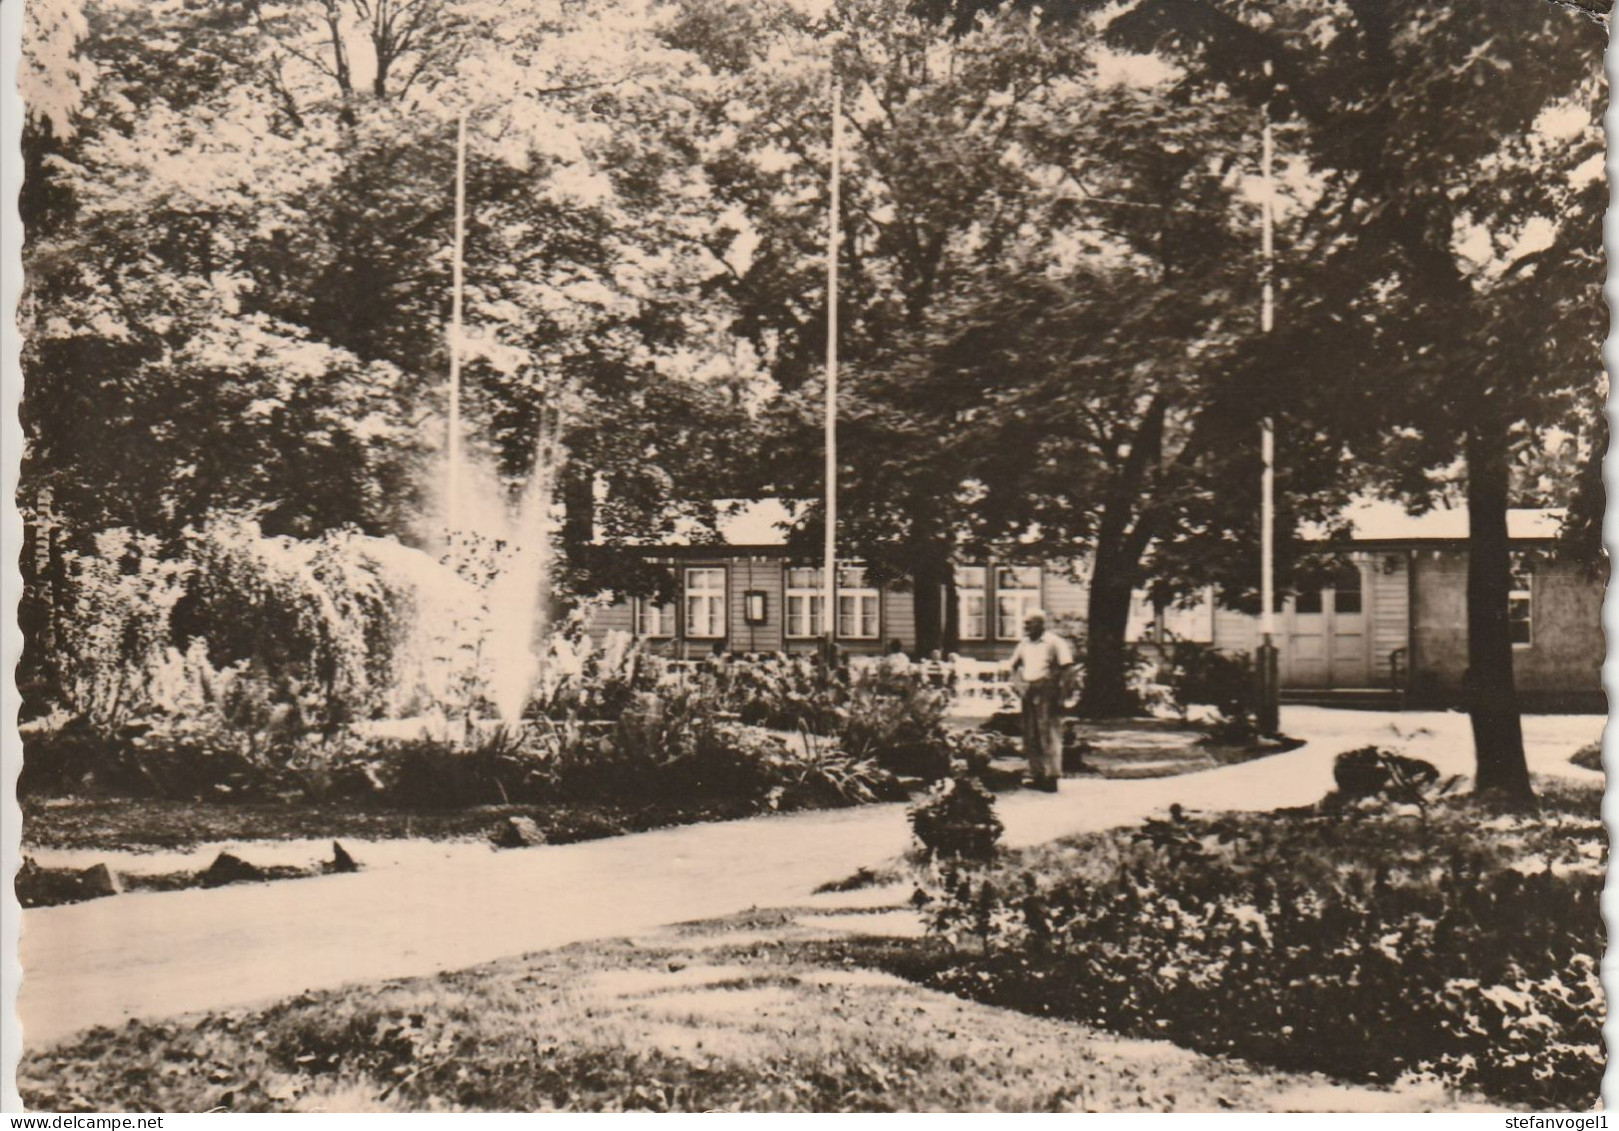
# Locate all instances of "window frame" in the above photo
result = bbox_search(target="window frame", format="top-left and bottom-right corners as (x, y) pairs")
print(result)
(955, 565), (988, 641)
(784, 566), (824, 639)
(836, 566), (881, 640)
(1332, 562), (1364, 615)
(994, 565), (1042, 641)
(783, 564), (881, 640)
(633, 595), (676, 638)
(683, 566), (727, 639)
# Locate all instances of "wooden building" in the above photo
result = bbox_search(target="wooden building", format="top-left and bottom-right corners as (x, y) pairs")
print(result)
(584, 499), (1603, 711)
(1203, 501), (1604, 712)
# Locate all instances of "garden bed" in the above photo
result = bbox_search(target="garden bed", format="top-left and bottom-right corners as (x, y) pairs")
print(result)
(21, 794), (782, 854)
(17, 790), (864, 909)
(887, 777), (1605, 1111)
(973, 713), (1303, 780)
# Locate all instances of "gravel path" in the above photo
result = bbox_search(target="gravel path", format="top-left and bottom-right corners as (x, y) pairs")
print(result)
(18, 707), (1601, 1050)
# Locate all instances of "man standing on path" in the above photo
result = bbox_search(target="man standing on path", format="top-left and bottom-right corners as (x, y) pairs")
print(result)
(1009, 609), (1075, 792)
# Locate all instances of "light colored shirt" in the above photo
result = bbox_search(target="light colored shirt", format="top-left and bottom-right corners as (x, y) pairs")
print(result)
(1011, 632), (1073, 683)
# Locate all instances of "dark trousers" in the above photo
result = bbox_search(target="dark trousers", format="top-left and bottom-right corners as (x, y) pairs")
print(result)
(1021, 677), (1063, 781)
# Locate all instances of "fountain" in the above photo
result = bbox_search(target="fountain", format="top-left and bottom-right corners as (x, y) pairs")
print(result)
(354, 112), (565, 743)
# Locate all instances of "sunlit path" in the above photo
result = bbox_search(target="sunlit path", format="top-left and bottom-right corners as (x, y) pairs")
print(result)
(20, 707), (1600, 1050)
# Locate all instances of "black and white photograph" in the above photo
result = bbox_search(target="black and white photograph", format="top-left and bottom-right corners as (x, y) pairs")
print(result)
(1, 0), (1610, 1114)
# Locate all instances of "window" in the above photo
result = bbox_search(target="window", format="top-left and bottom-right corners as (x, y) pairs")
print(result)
(837, 566), (880, 639)
(995, 566), (1041, 640)
(1509, 557), (1533, 648)
(1333, 563), (1363, 614)
(684, 568), (726, 638)
(956, 566), (987, 640)
(634, 596), (675, 637)
(785, 566), (824, 638)
(1294, 588), (1323, 615)
(785, 565), (879, 639)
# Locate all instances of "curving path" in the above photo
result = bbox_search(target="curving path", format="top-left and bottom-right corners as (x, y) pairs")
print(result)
(18, 707), (1601, 1051)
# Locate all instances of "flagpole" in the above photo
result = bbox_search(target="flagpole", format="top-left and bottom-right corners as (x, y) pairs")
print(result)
(1256, 66), (1280, 736)
(446, 111), (468, 534)
(823, 79), (841, 659)
(1260, 111), (1275, 632)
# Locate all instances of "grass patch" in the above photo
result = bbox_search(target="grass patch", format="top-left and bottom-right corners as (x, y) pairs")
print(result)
(904, 776), (1605, 1111)
(20, 912), (1488, 1112)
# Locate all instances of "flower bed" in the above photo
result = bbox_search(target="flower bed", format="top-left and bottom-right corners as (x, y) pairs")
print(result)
(911, 781), (1605, 1110)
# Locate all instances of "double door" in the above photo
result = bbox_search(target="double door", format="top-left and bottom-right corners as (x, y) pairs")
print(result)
(1281, 562), (1370, 688)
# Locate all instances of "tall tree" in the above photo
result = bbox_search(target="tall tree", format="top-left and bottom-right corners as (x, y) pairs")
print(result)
(921, 0), (1605, 798)
(662, 0), (1097, 650)
(18, 0), (774, 577)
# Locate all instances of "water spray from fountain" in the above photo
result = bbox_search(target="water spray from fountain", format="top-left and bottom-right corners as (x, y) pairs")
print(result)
(429, 109), (560, 737)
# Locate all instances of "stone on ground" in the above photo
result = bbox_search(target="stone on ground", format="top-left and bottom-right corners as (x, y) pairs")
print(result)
(328, 841), (359, 874)
(200, 852), (266, 888)
(490, 816), (547, 849)
(77, 863), (121, 898)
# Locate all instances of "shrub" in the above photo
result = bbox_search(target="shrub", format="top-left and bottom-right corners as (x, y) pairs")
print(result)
(716, 654), (843, 733)
(19, 722), (127, 798)
(1331, 746), (1444, 803)
(913, 789), (1605, 1109)
(946, 729), (1020, 771)
(841, 669), (952, 779)
(1124, 653), (1172, 716)
(908, 772), (1003, 865)
(367, 729), (558, 809)
(180, 517), (415, 730)
(771, 729), (903, 809)
(1163, 642), (1259, 740)
(1570, 743), (1601, 772)
(52, 529), (195, 730)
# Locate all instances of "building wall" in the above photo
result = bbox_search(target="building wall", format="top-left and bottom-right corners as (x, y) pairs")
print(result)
(580, 541), (1602, 710)
(1409, 547), (1604, 710)
(882, 586), (917, 652)
(1368, 551), (1410, 688)
(1407, 547), (1465, 704)
(950, 558), (1087, 660)
(727, 555), (785, 655)
(1044, 566), (1087, 625)
(1517, 559), (1605, 706)
(584, 553), (914, 659)
(588, 595), (636, 641)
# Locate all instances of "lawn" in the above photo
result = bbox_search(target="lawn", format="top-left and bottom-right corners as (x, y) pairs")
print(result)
(17, 905), (1492, 1113)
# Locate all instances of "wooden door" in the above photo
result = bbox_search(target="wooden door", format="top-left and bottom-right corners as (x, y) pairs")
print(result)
(1326, 562), (1369, 687)
(1283, 589), (1330, 687)
(1282, 561), (1371, 688)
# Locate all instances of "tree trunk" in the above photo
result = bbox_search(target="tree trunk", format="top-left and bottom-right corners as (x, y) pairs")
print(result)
(913, 555), (951, 657)
(560, 464), (596, 553)
(1079, 397), (1167, 719)
(557, 465), (596, 620)
(1464, 422), (1533, 801)
(1079, 549), (1138, 718)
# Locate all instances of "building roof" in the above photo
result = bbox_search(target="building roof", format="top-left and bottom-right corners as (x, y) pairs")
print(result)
(602, 496), (1566, 551)
(595, 498), (800, 548)
(710, 498), (799, 546)
(1316, 498), (1565, 543)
